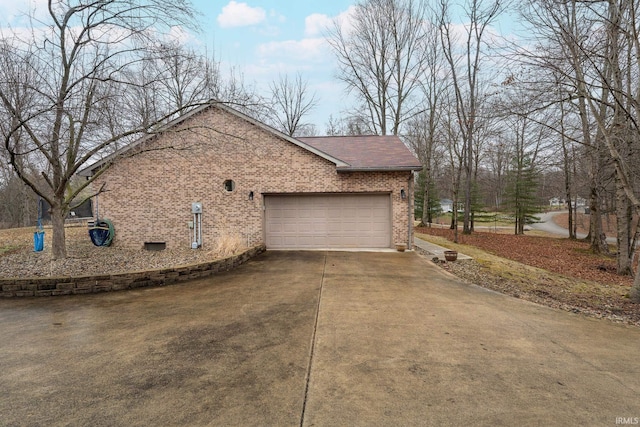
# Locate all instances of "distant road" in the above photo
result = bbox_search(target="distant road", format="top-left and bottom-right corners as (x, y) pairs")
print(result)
(530, 211), (578, 237)
(530, 210), (616, 243)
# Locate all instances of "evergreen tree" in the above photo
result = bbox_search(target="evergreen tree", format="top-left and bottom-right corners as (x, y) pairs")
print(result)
(504, 156), (540, 234)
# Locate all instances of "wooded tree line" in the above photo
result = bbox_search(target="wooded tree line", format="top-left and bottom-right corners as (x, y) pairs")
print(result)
(1, 0), (639, 300)
(321, 0), (640, 300)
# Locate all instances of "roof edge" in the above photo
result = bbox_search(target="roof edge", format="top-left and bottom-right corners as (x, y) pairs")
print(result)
(78, 101), (350, 176)
(336, 166), (422, 173)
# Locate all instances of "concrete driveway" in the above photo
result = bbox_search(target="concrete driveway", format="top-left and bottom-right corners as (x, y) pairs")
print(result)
(1, 251), (639, 426)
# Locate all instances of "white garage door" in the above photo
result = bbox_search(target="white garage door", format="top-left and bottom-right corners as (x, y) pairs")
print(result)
(265, 194), (391, 249)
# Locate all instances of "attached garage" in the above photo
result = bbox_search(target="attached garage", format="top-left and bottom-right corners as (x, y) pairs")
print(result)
(81, 102), (422, 250)
(265, 194), (391, 249)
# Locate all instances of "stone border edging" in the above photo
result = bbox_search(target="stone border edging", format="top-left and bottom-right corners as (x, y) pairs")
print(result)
(0, 245), (266, 297)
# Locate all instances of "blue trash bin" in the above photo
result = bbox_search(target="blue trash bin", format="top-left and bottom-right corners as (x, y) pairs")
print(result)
(34, 230), (45, 252)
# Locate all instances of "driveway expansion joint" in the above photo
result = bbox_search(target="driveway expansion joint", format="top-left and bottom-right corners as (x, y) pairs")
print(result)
(299, 251), (327, 427)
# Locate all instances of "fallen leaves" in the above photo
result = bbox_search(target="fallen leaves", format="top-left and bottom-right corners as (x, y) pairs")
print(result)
(417, 227), (631, 286)
(416, 227), (639, 327)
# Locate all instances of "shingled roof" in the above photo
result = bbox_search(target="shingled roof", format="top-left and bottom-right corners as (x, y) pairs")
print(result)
(298, 135), (422, 172)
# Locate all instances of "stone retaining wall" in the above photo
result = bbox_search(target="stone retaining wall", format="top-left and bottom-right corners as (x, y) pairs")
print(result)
(0, 245), (265, 298)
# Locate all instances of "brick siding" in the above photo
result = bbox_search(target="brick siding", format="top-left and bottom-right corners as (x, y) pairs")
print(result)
(93, 106), (415, 250)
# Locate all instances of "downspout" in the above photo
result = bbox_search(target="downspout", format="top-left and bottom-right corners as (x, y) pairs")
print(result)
(407, 173), (413, 250)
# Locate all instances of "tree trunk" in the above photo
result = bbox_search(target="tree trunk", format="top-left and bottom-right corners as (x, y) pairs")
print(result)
(567, 199), (574, 239)
(422, 186), (430, 226)
(422, 162), (432, 227)
(572, 146), (579, 239)
(631, 271), (640, 303)
(560, 101), (575, 239)
(588, 170), (609, 253)
(516, 204), (525, 235)
(21, 183), (31, 228)
(616, 178), (633, 275)
(452, 195), (459, 243)
(51, 204), (67, 260)
(572, 199), (577, 238)
(463, 140), (472, 235)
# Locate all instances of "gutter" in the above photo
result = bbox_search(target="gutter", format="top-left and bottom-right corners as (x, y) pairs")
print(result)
(408, 173), (413, 250)
(337, 166), (423, 173)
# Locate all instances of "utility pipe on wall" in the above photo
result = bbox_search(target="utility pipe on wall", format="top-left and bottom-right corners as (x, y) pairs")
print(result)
(407, 174), (413, 250)
(191, 202), (202, 249)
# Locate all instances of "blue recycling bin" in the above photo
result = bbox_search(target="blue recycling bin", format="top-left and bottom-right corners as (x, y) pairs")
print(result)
(34, 230), (44, 252)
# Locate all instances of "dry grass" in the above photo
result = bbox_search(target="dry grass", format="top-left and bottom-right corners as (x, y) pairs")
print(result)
(416, 229), (639, 326)
(208, 234), (246, 259)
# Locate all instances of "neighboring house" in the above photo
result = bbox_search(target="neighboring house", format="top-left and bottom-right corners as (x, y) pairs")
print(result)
(549, 197), (563, 207)
(440, 199), (453, 213)
(439, 199), (463, 213)
(79, 102), (422, 250)
(549, 197), (587, 208)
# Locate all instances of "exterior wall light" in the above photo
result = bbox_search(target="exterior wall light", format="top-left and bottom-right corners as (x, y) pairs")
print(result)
(249, 191), (254, 201)
(400, 188), (406, 199)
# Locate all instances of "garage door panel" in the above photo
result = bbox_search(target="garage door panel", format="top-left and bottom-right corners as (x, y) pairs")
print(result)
(327, 222), (344, 233)
(357, 222), (374, 232)
(282, 223), (299, 233)
(265, 194), (391, 249)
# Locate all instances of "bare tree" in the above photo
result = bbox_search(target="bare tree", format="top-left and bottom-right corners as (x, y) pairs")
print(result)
(0, 0), (199, 259)
(269, 73), (319, 137)
(158, 45), (206, 112)
(439, 88), (466, 242)
(324, 114), (374, 136)
(557, 86), (578, 239)
(512, 0), (609, 250)
(325, 115), (343, 136)
(518, 0), (640, 300)
(326, 0), (429, 135)
(438, 0), (505, 235)
(405, 14), (449, 227)
(0, 44), (40, 228)
(123, 45), (233, 132)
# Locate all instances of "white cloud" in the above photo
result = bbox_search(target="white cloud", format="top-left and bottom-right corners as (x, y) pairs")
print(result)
(304, 13), (331, 37)
(256, 38), (328, 64)
(166, 25), (198, 45)
(304, 6), (356, 37)
(0, 0), (49, 27)
(269, 9), (286, 24)
(217, 1), (266, 29)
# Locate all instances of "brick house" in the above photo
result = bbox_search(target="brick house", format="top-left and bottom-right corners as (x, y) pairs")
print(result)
(79, 102), (422, 251)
